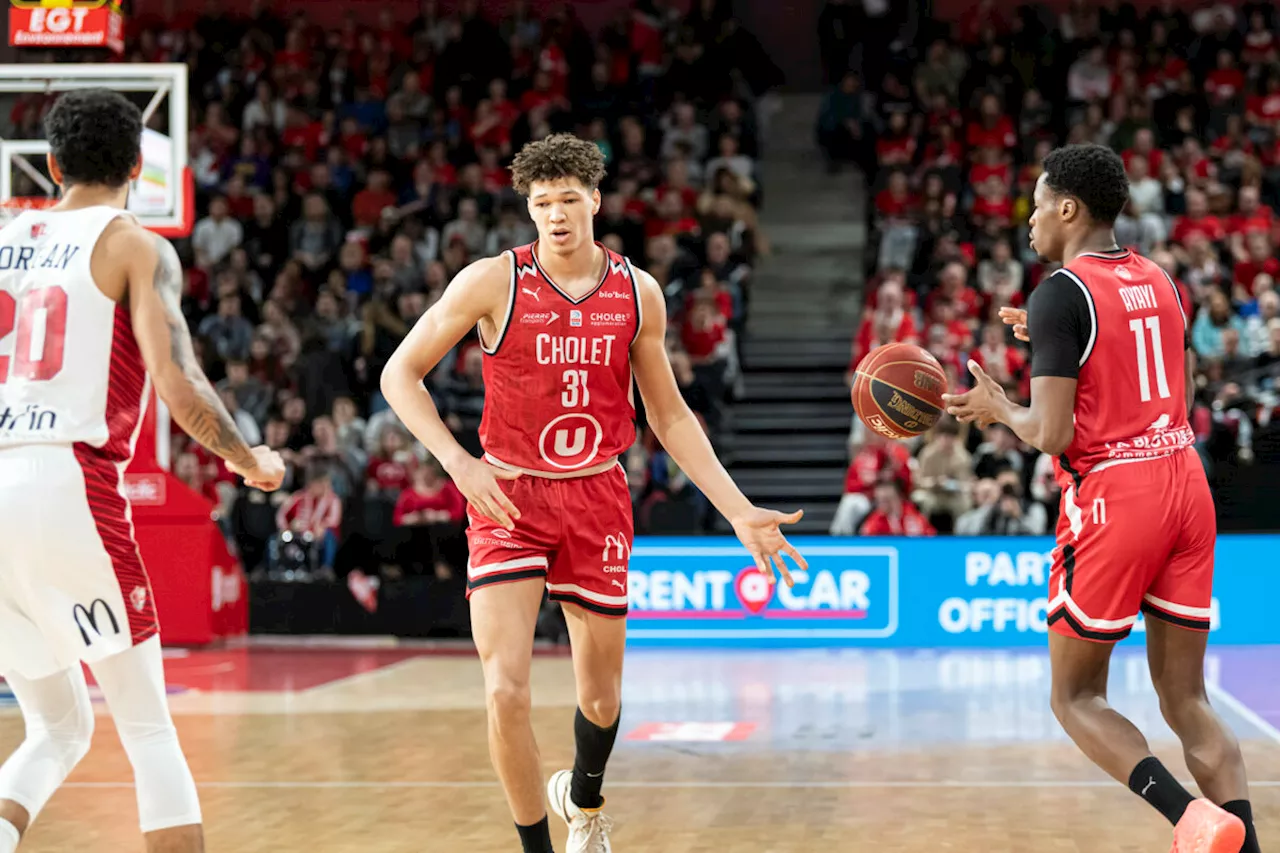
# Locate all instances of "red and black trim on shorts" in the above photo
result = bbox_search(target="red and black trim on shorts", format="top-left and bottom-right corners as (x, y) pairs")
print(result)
(548, 588), (628, 619)
(1140, 598), (1212, 632)
(466, 556), (549, 594)
(1046, 545), (1135, 642)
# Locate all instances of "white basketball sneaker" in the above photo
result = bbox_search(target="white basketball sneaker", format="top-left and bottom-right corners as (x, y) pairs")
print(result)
(547, 769), (614, 853)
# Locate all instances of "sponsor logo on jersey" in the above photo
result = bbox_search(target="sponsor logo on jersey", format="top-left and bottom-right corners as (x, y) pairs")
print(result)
(598, 288), (631, 300)
(520, 311), (560, 325)
(590, 312), (630, 326)
(72, 598), (120, 646)
(130, 585), (148, 612)
(569, 309), (582, 327)
(521, 285), (541, 301)
(29, 222), (45, 239)
(538, 412), (604, 469)
(0, 403), (57, 435)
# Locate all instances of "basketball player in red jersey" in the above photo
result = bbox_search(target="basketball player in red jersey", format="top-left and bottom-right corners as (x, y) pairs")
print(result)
(0, 90), (284, 853)
(381, 134), (806, 853)
(945, 144), (1261, 853)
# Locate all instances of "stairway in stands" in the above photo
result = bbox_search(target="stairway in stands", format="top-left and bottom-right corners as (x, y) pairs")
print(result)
(718, 94), (866, 535)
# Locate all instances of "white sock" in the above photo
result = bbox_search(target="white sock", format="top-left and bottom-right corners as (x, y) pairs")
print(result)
(0, 817), (20, 853)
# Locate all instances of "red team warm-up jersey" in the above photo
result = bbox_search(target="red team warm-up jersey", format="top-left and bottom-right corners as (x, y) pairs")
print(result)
(478, 241), (641, 472)
(1052, 250), (1195, 487)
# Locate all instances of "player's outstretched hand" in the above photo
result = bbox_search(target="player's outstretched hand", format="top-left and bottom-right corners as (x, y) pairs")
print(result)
(942, 360), (1009, 429)
(999, 307), (1029, 342)
(452, 455), (522, 530)
(730, 507), (808, 589)
(227, 446), (286, 491)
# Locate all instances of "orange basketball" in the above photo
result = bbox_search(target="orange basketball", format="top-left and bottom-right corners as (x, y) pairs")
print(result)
(851, 342), (948, 439)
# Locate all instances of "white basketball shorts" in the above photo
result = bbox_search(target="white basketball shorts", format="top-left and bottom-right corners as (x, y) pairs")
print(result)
(0, 444), (158, 680)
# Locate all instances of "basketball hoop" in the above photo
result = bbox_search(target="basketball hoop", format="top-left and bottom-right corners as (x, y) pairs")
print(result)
(0, 195), (56, 228)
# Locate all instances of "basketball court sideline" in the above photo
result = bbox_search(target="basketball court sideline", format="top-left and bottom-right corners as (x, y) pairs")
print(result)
(2, 644), (1276, 852)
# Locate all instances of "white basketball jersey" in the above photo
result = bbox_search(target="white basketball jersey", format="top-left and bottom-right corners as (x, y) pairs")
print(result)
(0, 206), (149, 462)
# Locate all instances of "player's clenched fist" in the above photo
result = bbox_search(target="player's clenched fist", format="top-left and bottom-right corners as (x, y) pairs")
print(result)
(450, 455), (522, 530)
(227, 445), (287, 491)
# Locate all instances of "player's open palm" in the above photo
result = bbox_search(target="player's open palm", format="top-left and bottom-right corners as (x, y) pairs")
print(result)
(999, 306), (1029, 342)
(731, 508), (808, 588)
(453, 456), (522, 530)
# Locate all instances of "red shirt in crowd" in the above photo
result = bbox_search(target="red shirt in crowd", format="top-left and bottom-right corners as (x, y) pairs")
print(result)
(366, 454), (416, 492)
(969, 343), (1027, 386)
(924, 286), (982, 323)
(393, 481), (466, 526)
(843, 442), (913, 496)
(1248, 93), (1280, 126)
(965, 116), (1016, 152)
(1171, 214), (1226, 245)
(971, 193), (1014, 225)
(352, 187), (398, 228)
(876, 133), (917, 166)
(1122, 148), (1165, 176)
(1234, 257), (1280, 288)
(1205, 68), (1246, 102)
(852, 311), (920, 366)
(1227, 205), (1275, 236)
(682, 316), (727, 361)
(276, 489), (343, 536)
(860, 501), (936, 536)
(874, 189), (917, 220)
(970, 162), (1012, 188)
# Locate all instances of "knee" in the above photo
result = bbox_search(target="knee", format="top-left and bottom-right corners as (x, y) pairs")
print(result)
(1049, 685), (1093, 727)
(579, 693), (621, 729)
(485, 676), (532, 731)
(34, 704), (94, 767)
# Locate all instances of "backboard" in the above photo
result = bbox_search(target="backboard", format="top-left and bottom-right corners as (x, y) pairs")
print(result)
(0, 62), (191, 237)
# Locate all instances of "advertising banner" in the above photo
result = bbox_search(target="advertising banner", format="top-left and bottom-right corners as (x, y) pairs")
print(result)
(626, 536), (1276, 648)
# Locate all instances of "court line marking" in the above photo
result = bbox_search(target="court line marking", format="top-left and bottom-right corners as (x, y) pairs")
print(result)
(60, 780), (1280, 790)
(1206, 680), (1280, 747)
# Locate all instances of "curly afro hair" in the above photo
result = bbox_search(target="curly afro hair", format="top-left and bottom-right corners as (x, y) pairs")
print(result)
(45, 89), (143, 189)
(509, 133), (607, 196)
(1042, 143), (1130, 225)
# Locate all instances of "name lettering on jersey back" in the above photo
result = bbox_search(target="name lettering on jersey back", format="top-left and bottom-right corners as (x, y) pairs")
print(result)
(0, 243), (79, 271)
(1118, 284), (1158, 313)
(536, 333), (618, 366)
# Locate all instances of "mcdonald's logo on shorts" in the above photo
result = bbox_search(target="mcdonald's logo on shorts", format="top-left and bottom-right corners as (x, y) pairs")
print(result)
(72, 598), (120, 645)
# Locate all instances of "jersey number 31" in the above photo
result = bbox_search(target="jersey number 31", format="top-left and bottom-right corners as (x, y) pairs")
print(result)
(0, 287), (68, 384)
(1129, 315), (1171, 402)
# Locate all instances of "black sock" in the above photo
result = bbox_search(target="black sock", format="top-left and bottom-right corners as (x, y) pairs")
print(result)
(1128, 756), (1196, 825)
(570, 705), (620, 809)
(515, 817), (553, 853)
(1222, 800), (1261, 853)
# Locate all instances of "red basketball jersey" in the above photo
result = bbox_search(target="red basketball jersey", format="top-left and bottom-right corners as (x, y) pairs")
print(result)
(478, 241), (641, 473)
(1055, 250), (1194, 484)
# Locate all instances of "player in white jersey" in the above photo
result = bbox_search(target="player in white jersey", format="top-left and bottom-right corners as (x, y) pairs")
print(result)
(0, 90), (284, 852)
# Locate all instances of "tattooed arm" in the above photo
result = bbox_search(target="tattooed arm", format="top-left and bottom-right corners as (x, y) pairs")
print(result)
(123, 227), (284, 489)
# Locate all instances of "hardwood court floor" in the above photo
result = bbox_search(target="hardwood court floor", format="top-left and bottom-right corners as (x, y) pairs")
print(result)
(2, 646), (1278, 852)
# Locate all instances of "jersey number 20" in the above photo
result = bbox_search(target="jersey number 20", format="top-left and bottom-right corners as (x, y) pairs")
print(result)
(0, 287), (68, 384)
(1129, 315), (1171, 402)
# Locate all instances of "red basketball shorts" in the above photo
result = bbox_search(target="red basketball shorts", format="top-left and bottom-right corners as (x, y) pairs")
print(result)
(465, 462), (633, 618)
(1047, 447), (1215, 643)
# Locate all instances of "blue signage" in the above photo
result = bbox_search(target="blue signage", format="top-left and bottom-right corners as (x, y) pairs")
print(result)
(625, 536), (1278, 648)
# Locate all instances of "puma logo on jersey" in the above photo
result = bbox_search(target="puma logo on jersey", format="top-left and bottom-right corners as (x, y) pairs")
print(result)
(522, 286), (541, 301)
(1148, 414), (1170, 431)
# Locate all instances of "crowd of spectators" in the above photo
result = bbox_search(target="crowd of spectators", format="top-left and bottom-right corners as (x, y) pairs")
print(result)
(7, 0), (781, 579)
(822, 0), (1280, 537)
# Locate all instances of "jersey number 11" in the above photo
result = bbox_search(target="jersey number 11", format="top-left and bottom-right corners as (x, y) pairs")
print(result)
(1129, 315), (1171, 402)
